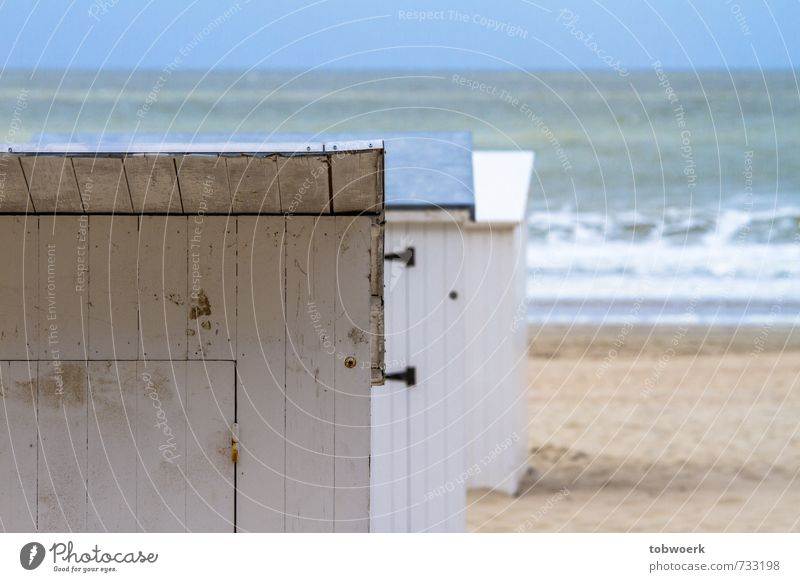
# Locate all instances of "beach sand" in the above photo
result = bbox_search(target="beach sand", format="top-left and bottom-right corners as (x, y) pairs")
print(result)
(468, 324), (800, 532)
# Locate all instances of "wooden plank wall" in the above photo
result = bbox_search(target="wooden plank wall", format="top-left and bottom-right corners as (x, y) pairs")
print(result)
(0, 361), (38, 532)
(235, 217), (286, 532)
(372, 222), (467, 532)
(0, 215), (376, 532)
(370, 224), (411, 533)
(463, 225), (529, 496)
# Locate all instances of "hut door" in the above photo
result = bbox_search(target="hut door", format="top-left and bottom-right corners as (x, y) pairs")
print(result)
(0, 360), (236, 532)
(372, 222), (466, 532)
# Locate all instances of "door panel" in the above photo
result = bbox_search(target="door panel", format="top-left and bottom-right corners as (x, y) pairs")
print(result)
(186, 361), (235, 532)
(37, 360), (88, 532)
(87, 361), (138, 532)
(0, 361), (37, 532)
(0, 360), (235, 532)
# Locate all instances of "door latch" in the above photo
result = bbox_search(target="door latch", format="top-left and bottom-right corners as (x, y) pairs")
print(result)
(384, 246), (415, 267)
(385, 366), (416, 387)
(231, 422), (239, 464)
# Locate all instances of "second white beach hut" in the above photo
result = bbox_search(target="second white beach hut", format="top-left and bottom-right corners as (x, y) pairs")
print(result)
(371, 132), (534, 532)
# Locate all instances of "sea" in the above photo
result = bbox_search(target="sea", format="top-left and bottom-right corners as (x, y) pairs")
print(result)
(1, 69), (798, 327)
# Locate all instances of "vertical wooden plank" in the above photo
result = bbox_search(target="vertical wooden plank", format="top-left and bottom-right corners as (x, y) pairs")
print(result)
(188, 217), (237, 360)
(496, 225), (529, 495)
(37, 361), (88, 532)
(333, 216), (372, 532)
(87, 361), (137, 532)
(285, 217), (335, 532)
(423, 226), (448, 532)
(443, 224), (467, 532)
(236, 216), (286, 532)
(389, 224), (411, 533)
(370, 223), (408, 532)
(89, 216), (139, 360)
(124, 156), (182, 214)
(20, 157), (84, 212)
(0, 216), (38, 359)
(72, 157), (133, 213)
(136, 360), (186, 532)
(138, 216), (187, 360)
(186, 361), (235, 532)
(510, 225), (530, 493)
(464, 231), (487, 489)
(485, 231), (507, 490)
(176, 156), (232, 213)
(39, 216), (89, 360)
(0, 361), (38, 532)
(406, 224), (428, 531)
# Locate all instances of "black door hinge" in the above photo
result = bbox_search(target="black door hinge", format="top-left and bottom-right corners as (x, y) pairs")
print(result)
(385, 366), (416, 387)
(384, 246), (415, 267)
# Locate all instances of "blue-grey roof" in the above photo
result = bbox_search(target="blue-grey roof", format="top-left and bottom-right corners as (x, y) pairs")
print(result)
(32, 132), (475, 210)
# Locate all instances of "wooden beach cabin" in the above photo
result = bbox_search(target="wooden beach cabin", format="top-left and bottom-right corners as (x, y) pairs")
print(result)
(0, 139), (385, 532)
(371, 133), (534, 532)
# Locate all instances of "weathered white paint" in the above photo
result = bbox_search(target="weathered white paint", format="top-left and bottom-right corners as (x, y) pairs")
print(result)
(235, 216), (286, 532)
(227, 156), (281, 213)
(138, 216), (187, 360)
(333, 215), (372, 531)
(186, 361), (235, 532)
(3, 144), (384, 215)
(37, 360), (88, 532)
(124, 156), (183, 214)
(0, 217), (38, 359)
(277, 156), (331, 214)
(285, 217), (336, 532)
(370, 224), (410, 533)
(0, 144), (383, 533)
(0, 361), (38, 532)
(187, 216), (237, 360)
(0, 157), (34, 211)
(72, 157), (133, 213)
(330, 150), (383, 213)
(39, 215), (89, 360)
(89, 216), (138, 360)
(20, 156), (83, 212)
(135, 360), (187, 532)
(87, 360), (138, 532)
(177, 156), (233, 213)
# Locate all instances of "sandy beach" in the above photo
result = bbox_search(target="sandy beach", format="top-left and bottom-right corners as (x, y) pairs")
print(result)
(468, 324), (800, 532)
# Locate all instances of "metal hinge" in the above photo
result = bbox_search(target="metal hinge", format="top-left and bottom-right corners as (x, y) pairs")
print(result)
(385, 366), (416, 387)
(384, 246), (415, 267)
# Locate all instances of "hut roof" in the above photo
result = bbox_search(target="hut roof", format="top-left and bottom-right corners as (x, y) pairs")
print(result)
(0, 139), (383, 215)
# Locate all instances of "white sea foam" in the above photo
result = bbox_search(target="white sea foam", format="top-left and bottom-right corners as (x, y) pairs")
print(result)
(526, 205), (800, 325)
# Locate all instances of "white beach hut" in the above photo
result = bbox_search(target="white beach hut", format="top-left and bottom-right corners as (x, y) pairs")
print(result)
(370, 133), (534, 532)
(0, 139), (385, 533)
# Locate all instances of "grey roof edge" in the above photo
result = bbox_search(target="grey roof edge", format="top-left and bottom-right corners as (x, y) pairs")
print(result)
(3, 139), (383, 155)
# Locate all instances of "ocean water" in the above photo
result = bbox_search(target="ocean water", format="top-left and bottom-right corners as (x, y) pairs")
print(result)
(1, 69), (798, 326)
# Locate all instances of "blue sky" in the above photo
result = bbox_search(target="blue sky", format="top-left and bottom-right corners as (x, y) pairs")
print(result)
(0, 0), (797, 71)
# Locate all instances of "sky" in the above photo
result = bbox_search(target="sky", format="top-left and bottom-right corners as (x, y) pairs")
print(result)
(0, 0), (797, 72)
